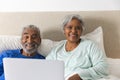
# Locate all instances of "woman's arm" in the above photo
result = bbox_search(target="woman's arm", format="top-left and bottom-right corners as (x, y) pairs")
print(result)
(68, 74), (82, 80)
(77, 42), (108, 79)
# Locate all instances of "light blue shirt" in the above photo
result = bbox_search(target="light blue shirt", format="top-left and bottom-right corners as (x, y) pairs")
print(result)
(46, 39), (108, 80)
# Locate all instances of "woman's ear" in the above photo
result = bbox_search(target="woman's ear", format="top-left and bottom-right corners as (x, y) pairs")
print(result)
(62, 27), (65, 34)
(63, 29), (65, 34)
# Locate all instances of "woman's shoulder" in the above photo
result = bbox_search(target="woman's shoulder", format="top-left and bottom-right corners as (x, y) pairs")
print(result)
(80, 38), (101, 50)
(52, 40), (66, 49)
(80, 38), (100, 49)
(81, 38), (95, 45)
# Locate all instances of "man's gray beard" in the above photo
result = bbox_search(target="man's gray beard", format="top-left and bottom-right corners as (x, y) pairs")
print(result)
(22, 43), (39, 54)
(23, 47), (38, 54)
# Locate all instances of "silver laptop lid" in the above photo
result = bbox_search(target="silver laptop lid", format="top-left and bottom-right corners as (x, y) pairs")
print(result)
(3, 58), (64, 80)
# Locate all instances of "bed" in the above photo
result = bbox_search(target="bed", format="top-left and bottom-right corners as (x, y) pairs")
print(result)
(0, 11), (120, 79)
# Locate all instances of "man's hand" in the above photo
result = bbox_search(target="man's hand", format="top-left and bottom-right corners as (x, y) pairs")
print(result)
(68, 74), (82, 80)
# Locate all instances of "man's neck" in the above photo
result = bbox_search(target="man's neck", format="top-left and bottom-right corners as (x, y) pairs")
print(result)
(21, 49), (36, 57)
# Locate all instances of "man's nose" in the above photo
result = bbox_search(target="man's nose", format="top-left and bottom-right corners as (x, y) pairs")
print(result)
(27, 37), (33, 43)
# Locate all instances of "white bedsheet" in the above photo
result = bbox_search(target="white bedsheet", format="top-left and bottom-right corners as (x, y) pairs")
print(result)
(65, 73), (120, 80)
(98, 75), (120, 80)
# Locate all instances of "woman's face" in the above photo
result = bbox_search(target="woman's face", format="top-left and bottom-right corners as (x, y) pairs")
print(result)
(64, 18), (83, 43)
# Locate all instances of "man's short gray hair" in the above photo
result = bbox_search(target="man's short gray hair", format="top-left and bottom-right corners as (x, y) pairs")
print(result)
(22, 24), (40, 36)
(62, 14), (84, 30)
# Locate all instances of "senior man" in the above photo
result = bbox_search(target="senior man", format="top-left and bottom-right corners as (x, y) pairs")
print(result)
(0, 25), (45, 80)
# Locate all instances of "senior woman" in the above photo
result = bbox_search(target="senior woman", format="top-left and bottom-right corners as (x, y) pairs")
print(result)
(46, 14), (108, 80)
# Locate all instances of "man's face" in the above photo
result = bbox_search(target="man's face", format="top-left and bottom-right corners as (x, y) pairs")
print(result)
(21, 28), (41, 54)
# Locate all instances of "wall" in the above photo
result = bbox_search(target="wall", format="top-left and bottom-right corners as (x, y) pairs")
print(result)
(0, 0), (119, 58)
(0, 11), (120, 58)
(0, 0), (120, 11)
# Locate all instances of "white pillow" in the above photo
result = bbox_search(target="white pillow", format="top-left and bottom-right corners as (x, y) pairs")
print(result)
(0, 26), (104, 57)
(37, 39), (59, 57)
(39, 26), (105, 56)
(81, 26), (105, 53)
(0, 35), (58, 57)
(0, 35), (22, 52)
(0, 35), (54, 57)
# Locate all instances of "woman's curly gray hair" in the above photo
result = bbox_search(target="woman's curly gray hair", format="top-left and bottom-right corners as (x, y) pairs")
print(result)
(62, 14), (85, 30)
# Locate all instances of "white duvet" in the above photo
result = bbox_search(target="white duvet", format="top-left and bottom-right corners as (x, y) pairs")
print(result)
(65, 74), (120, 80)
(98, 75), (120, 80)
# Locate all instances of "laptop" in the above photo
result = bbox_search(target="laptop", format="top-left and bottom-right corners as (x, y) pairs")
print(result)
(3, 58), (64, 80)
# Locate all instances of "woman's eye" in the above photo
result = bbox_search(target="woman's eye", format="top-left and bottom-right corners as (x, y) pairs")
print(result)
(66, 26), (72, 29)
(76, 26), (81, 30)
(65, 26), (82, 30)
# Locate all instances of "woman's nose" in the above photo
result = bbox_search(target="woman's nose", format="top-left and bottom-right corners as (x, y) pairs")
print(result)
(71, 28), (77, 33)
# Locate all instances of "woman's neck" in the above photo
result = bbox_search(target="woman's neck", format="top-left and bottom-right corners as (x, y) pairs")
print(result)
(65, 39), (81, 52)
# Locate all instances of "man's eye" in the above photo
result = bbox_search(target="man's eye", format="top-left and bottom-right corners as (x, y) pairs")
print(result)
(23, 36), (28, 39)
(32, 36), (37, 39)
(25, 36), (29, 39)
(32, 34), (38, 39)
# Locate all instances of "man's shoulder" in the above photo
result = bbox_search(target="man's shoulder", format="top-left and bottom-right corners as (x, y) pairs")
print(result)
(2, 49), (20, 53)
(36, 53), (45, 59)
(0, 49), (20, 56)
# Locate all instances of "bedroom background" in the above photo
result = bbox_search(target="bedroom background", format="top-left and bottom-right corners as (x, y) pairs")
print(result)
(0, 0), (120, 58)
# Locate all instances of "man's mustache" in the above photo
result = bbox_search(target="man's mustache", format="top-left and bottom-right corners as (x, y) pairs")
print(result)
(24, 42), (39, 48)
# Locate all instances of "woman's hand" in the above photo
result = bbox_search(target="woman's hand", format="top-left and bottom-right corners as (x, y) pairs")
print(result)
(68, 74), (82, 80)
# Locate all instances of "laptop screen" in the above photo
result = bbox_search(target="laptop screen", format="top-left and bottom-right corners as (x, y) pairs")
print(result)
(3, 58), (64, 80)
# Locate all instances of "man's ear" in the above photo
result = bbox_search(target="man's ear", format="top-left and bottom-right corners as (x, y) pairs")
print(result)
(39, 37), (41, 45)
(20, 37), (22, 44)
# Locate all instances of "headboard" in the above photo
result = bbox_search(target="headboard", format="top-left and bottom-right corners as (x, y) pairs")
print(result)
(0, 11), (120, 58)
